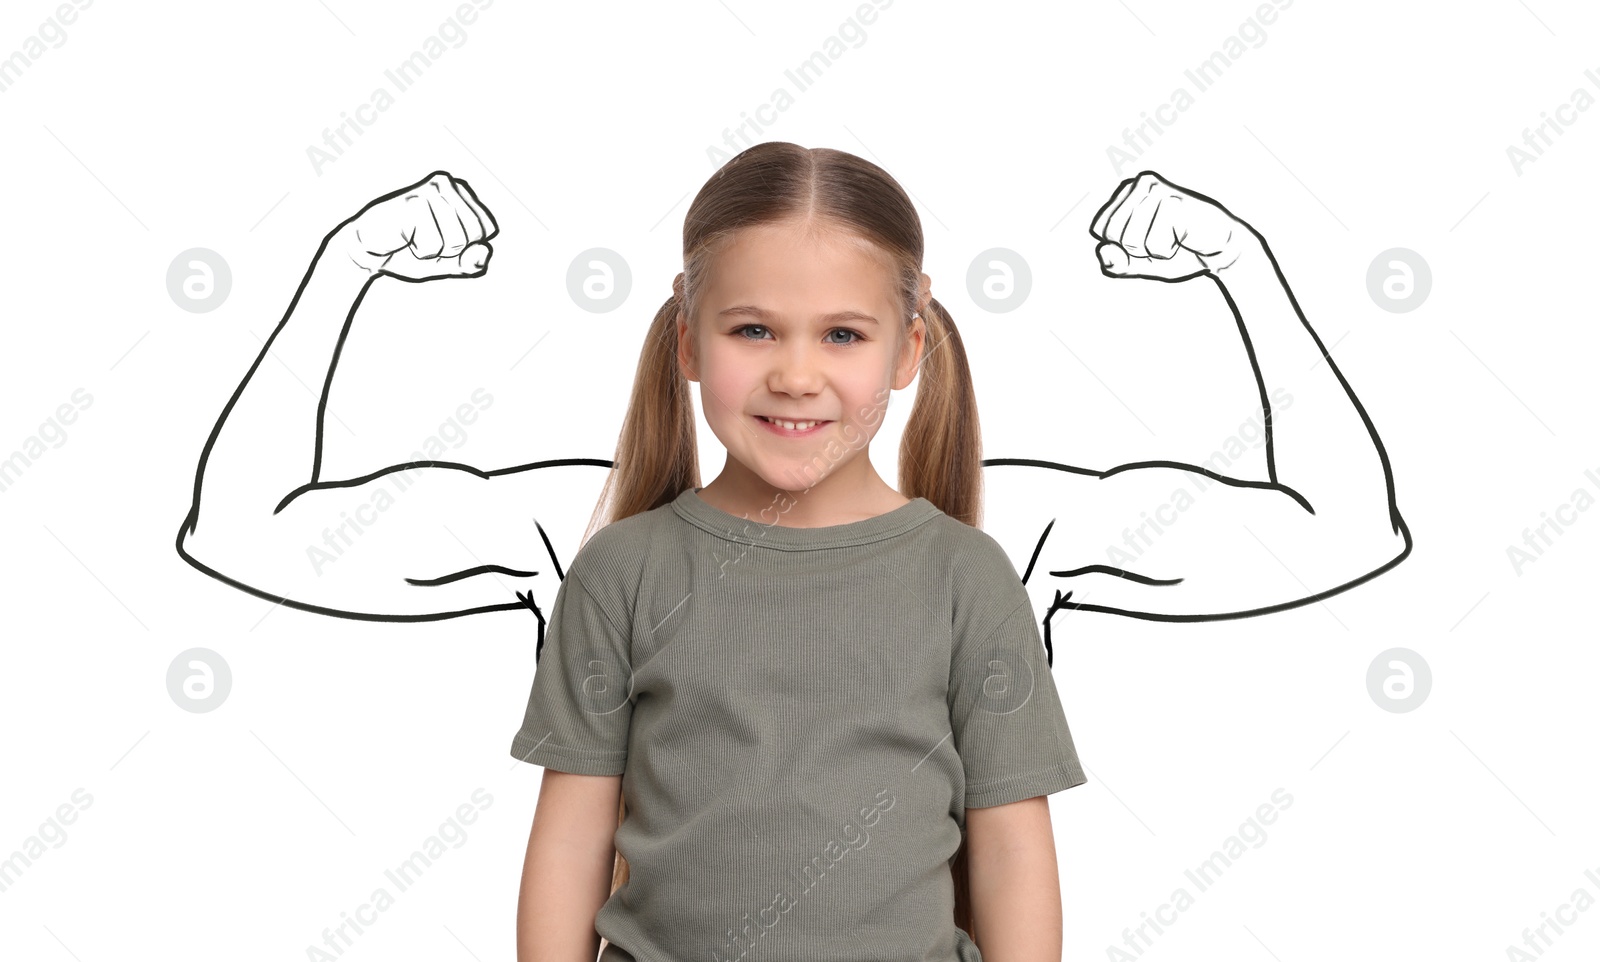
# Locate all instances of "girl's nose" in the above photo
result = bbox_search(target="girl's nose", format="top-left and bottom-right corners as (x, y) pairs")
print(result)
(768, 346), (826, 395)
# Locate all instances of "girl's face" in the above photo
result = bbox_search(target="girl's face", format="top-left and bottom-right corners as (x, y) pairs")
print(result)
(676, 219), (928, 503)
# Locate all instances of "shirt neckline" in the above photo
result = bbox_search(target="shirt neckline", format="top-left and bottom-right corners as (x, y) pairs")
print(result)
(671, 487), (942, 551)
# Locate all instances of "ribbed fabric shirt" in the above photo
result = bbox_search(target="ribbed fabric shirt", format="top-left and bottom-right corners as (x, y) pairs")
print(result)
(509, 487), (1087, 962)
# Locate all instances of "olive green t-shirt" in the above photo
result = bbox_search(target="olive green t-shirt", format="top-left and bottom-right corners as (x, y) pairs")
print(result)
(509, 487), (1087, 962)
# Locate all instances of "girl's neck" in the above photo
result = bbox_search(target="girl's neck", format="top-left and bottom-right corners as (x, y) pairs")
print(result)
(697, 471), (909, 529)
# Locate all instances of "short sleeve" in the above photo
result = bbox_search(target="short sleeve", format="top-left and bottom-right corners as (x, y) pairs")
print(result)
(949, 571), (1087, 809)
(508, 568), (634, 776)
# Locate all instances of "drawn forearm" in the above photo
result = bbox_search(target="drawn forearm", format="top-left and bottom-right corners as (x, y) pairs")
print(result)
(1212, 238), (1400, 535)
(185, 229), (375, 540)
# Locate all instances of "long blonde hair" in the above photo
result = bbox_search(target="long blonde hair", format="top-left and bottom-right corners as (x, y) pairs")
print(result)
(585, 141), (987, 945)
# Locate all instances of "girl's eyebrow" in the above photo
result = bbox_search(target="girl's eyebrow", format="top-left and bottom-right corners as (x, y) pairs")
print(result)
(717, 304), (880, 326)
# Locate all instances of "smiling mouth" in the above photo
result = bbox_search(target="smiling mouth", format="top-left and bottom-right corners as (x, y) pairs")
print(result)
(755, 415), (832, 436)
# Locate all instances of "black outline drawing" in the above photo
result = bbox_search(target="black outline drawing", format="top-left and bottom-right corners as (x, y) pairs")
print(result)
(175, 169), (1411, 668)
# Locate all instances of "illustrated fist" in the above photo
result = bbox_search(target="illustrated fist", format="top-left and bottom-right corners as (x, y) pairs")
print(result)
(1089, 171), (1257, 281)
(338, 171), (499, 281)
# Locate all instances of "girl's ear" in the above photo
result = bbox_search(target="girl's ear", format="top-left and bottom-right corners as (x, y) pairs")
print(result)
(677, 310), (699, 382)
(892, 313), (927, 390)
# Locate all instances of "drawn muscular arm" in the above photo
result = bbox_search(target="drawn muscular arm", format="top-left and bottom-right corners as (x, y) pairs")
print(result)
(175, 172), (602, 622)
(988, 172), (1410, 624)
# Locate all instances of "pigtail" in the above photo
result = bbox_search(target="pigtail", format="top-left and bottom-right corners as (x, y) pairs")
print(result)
(581, 289), (702, 550)
(898, 295), (985, 530)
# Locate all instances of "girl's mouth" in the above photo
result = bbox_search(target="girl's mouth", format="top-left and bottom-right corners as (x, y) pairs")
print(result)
(755, 415), (832, 437)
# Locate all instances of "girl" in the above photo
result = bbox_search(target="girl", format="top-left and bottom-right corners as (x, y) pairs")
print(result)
(510, 142), (1081, 962)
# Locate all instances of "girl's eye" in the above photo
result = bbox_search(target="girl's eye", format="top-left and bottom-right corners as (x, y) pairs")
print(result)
(733, 324), (863, 345)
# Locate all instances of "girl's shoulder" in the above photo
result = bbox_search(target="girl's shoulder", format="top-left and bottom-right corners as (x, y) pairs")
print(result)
(566, 501), (675, 588)
(922, 510), (1015, 564)
(925, 514), (1029, 593)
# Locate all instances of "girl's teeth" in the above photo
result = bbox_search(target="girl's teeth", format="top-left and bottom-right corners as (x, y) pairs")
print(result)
(764, 417), (822, 430)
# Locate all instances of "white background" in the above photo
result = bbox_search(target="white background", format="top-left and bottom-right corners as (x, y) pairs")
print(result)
(1, 0), (1596, 959)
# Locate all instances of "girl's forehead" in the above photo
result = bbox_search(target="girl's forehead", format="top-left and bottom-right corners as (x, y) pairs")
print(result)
(701, 226), (901, 297)
(719, 214), (892, 257)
